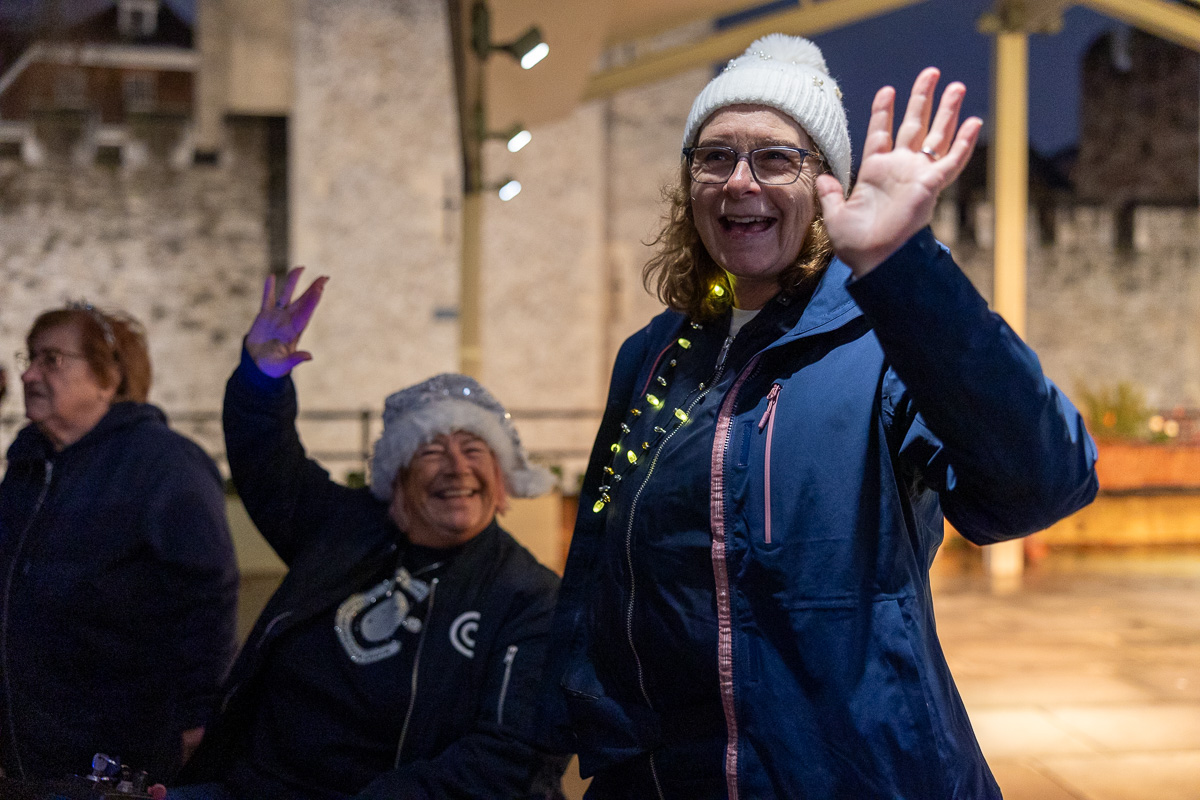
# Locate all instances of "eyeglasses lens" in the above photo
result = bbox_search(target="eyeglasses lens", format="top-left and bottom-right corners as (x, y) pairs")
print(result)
(689, 147), (807, 185)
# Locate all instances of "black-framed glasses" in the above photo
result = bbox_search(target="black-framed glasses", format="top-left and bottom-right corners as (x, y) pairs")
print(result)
(15, 349), (88, 372)
(682, 145), (821, 185)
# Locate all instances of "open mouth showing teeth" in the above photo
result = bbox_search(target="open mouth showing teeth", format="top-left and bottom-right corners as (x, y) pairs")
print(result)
(721, 215), (776, 233)
(435, 489), (478, 499)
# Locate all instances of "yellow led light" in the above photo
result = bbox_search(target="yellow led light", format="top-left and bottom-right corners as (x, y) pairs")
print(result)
(711, 284), (726, 297)
(626, 450), (638, 464)
(674, 408), (689, 423)
(646, 394), (663, 408)
(678, 338), (691, 349)
(593, 499), (606, 513)
(611, 443), (621, 453)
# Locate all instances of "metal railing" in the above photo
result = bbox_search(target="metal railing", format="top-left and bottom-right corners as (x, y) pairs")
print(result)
(0, 408), (600, 480)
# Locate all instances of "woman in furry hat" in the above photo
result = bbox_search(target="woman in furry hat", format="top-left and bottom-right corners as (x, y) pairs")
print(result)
(545, 34), (1097, 799)
(174, 269), (565, 800)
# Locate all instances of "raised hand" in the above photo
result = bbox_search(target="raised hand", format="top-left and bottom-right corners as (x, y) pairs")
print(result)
(246, 266), (328, 377)
(817, 67), (983, 276)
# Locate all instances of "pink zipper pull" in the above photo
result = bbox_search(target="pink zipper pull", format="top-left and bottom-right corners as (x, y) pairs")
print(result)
(758, 383), (781, 431)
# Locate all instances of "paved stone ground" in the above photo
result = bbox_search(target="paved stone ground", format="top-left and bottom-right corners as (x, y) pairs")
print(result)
(932, 545), (1200, 800)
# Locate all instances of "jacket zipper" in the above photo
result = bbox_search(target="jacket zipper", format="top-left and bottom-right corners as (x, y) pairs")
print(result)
(496, 644), (518, 724)
(625, 332), (734, 800)
(1, 460), (54, 780)
(395, 576), (437, 767)
(758, 383), (782, 544)
(710, 355), (765, 800)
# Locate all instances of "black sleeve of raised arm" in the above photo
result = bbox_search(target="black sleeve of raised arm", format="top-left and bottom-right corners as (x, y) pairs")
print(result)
(222, 345), (349, 564)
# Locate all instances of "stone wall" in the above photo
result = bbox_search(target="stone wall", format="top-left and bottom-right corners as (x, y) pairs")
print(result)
(943, 204), (1200, 410)
(287, 0), (461, 468)
(0, 115), (270, 459)
(1076, 28), (1200, 205)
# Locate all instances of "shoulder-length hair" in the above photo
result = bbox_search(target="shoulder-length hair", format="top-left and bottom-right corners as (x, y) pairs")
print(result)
(642, 162), (834, 321)
(28, 306), (152, 402)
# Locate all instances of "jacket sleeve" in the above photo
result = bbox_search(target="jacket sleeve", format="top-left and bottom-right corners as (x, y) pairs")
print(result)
(222, 345), (351, 564)
(847, 228), (1098, 544)
(141, 437), (239, 734)
(355, 571), (567, 800)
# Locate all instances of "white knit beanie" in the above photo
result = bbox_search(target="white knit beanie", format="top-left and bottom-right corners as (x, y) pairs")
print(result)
(369, 373), (555, 502)
(683, 34), (852, 193)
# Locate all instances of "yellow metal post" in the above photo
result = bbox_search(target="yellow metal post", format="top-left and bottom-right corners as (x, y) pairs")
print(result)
(983, 18), (1031, 586)
(992, 30), (1029, 340)
(460, 190), (484, 379)
(449, 0), (487, 380)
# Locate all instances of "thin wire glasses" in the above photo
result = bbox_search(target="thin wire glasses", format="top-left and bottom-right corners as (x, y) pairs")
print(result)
(15, 349), (89, 372)
(682, 145), (821, 186)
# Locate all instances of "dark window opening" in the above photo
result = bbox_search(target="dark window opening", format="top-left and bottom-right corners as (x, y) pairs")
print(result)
(96, 144), (123, 166)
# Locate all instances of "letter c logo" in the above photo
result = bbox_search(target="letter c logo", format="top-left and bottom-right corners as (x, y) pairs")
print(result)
(449, 611), (481, 658)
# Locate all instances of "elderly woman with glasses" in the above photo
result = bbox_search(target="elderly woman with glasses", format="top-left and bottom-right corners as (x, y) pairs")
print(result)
(545, 35), (1098, 799)
(0, 304), (238, 784)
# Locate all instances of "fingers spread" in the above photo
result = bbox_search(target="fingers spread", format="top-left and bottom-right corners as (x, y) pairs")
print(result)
(862, 85), (897, 161)
(934, 115), (983, 185)
(278, 266), (306, 308)
(260, 273), (277, 313)
(924, 81), (966, 155)
(290, 276), (329, 332)
(894, 67), (941, 151)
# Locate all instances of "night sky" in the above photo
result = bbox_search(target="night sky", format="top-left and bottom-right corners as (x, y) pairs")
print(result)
(1, 0), (1129, 155)
(730, 0), (1125, 157)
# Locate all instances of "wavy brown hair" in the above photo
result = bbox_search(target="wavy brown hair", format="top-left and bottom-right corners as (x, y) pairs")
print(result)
(643, 162), (834, 321)
(28, 306), (152, 402)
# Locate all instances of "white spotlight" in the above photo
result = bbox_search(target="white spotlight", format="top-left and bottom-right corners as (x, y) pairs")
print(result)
(507, 130), (532, 152)
(498, 180), (522, 201)
(520, 42), (549, 70)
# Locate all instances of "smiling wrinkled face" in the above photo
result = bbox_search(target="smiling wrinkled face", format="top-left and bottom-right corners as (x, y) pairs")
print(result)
(390, 431), (507, 549)
(691, 105), (819, 310)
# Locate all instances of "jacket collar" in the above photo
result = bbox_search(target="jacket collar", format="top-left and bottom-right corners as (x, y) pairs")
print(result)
(783, 257), (862, 341)
(6, 401), (167, 464)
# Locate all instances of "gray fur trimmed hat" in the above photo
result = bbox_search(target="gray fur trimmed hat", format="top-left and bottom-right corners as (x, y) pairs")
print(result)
(683, 34), (852, 193)
(369, 373), (555, 502)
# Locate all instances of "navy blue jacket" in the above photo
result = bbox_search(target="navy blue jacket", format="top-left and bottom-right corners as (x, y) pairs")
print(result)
(547, 229), (1098, 798)
(0, 402), (238, 782)
(180, 353), (565, 799)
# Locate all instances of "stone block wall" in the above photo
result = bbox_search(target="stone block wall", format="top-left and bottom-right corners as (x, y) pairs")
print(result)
(943, 204), (1200, 411)
(0, 115), (270, 459)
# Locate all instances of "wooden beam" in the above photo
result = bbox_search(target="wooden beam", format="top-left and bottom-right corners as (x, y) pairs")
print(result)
(1077, 0), (1200, 52)
(584, 0), (931, 100)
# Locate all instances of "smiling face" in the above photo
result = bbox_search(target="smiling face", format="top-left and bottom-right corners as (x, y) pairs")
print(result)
(389, 431), (507, 549)
(690, 105), (820, 310)
(21, 323), (117, 450)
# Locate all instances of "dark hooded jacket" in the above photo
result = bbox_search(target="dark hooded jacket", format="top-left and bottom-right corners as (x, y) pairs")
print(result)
(0, 402), (238, 783)
(544, 229), (1098, 798)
